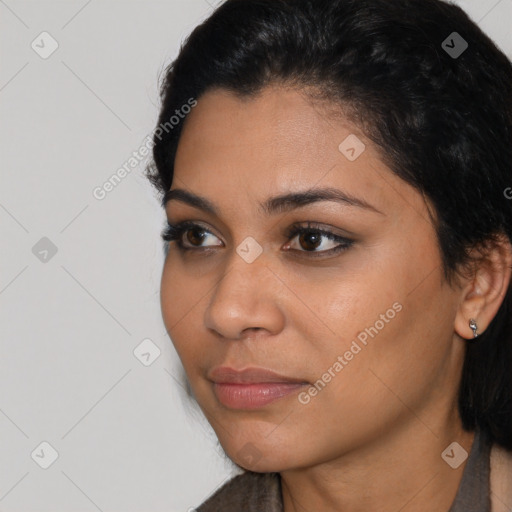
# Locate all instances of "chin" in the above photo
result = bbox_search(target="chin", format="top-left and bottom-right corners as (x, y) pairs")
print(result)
(217, 430), (303, 473)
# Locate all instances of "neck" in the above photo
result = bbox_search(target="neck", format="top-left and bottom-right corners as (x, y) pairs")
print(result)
(280, 419), (475, 512)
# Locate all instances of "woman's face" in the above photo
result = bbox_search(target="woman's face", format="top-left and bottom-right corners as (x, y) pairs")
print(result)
(161, 85), (466, 472)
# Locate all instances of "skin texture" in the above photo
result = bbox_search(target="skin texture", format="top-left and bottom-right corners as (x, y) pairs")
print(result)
(160, 85), (512, 512)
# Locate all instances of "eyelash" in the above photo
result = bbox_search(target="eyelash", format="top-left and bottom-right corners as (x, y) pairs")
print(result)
(161, 221), (354, 257)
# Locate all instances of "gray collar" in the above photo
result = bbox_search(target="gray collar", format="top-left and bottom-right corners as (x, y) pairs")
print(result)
(448, 428), (491, 512)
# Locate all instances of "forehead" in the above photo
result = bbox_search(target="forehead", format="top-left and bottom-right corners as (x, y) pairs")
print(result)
(171, 85), (422, 220)
(176, 85), (354, 171)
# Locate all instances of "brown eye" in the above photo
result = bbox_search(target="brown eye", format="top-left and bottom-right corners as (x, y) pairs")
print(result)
(162, 221), (223, 250)
(186, 227), (208, 246)
(284, 224), (354, 256)
(298, 231), (322, 251)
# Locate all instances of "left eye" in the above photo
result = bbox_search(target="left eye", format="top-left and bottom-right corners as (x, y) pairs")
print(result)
(284, 225), (354, 255)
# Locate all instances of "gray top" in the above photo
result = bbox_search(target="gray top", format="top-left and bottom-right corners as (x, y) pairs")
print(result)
(449, 428), (491, 512)
(197, 429), (491, 512)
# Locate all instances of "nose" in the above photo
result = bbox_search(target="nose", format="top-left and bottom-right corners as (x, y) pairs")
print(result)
(203, 252), (286, 340)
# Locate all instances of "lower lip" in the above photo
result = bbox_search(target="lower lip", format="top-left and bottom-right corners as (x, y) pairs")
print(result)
(213, 382), (307, 409)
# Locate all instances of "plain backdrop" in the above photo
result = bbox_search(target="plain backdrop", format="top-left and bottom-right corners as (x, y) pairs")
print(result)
(1, 0), (511, 510)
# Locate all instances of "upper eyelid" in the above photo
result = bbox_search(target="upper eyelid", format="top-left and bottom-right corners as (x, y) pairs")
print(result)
(166, 219), (347, 234)
(166, 220), (352, 245)
(172, 220), (222, 239)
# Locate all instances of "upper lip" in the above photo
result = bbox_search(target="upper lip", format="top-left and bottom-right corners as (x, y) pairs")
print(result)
(208, 366), (308, 384)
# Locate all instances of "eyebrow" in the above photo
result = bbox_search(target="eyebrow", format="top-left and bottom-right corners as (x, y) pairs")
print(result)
(162, 186), (383, 216)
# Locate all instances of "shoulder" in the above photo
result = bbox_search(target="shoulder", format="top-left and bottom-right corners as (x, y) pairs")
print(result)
(490, 443), (512, 512)
(195, 471), (282, 512)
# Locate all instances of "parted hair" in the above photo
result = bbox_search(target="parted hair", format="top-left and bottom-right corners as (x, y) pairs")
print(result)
(145, 0), (512, 449)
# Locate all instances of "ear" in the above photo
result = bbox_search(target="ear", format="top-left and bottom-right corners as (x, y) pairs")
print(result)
(454, 234), (512, 340)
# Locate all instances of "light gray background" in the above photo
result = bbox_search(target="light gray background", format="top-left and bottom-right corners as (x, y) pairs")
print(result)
(1, 1), (510, 510)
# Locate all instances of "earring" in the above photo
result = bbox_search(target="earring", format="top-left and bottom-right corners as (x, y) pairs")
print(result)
(469, 318), (479, 338)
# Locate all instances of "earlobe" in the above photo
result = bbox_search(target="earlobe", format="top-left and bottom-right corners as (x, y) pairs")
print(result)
(454, 235), (512, 341)
(468, 318), (479, 338)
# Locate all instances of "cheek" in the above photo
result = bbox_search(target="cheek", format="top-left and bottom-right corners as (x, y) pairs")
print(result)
(160, 256), (207, 368)
(286, 289), (454, 461)
(160, 258), (182, 335)
(304, 233), (448, 367)
(312, 248), (456, 419)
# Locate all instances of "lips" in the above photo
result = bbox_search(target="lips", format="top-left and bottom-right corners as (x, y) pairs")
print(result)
(208, 366), (309, 409)
(208, 366), (308, 384)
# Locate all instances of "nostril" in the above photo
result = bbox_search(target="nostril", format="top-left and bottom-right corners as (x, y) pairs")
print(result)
(244, 327), (261, 332)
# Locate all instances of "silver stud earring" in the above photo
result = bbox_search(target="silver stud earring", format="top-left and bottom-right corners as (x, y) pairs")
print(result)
(469, 318), (479, 338)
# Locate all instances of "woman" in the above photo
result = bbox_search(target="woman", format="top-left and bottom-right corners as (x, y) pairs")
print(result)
(145, 0), (512, 510)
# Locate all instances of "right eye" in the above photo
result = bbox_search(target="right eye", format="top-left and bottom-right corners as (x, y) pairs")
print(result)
(161, 221), (223, 250)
